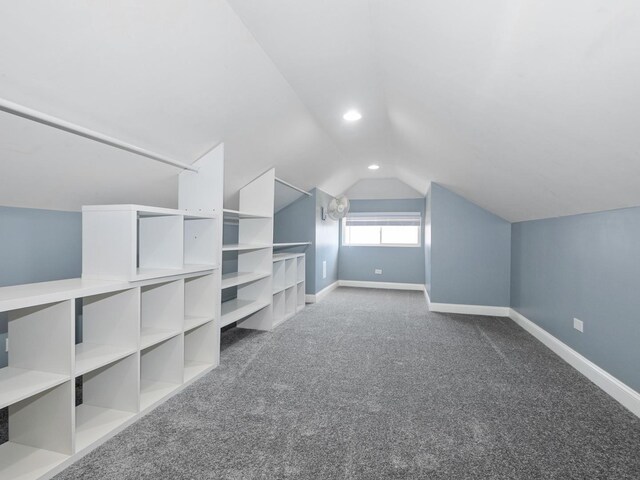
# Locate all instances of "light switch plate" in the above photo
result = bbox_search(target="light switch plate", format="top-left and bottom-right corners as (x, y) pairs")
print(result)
(573, 318), (584, 332)
(374, 269), (382, 275)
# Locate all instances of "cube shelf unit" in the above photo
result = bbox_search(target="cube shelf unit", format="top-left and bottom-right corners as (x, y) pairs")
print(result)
(0, 269), (219, 479)
(0, 145), (224, 479)
(82, 204), (218, 282)
(272, 253), (306, 327)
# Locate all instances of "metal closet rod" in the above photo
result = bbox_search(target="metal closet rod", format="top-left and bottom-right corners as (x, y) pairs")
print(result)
(275, 176), (311, 196)
(0, 97), (198, 172)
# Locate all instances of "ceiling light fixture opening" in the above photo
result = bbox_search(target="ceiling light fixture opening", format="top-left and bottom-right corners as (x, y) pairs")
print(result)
(343, 110), (362, 122)
(368, 164), (380, 170)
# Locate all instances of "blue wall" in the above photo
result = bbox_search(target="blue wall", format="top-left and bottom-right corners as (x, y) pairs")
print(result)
(430, 184), (511, 306)
(339, 198), (425, 284)
(0, 206), (82, 367)
(314, 189), (340, 292)
(274, 188), (339, 294)
(511, 207), (640, 391)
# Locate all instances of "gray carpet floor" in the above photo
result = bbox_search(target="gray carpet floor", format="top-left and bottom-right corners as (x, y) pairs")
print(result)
(53, 287), (640, 479)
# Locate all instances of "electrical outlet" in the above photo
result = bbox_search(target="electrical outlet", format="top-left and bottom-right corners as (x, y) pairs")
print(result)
(573, 318), (584, 333)
(374, 269), (383, 275)
(5, 337), (8, 353)
(322, 261), (327, 279)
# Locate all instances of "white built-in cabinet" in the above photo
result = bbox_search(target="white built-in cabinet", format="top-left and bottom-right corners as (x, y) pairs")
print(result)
(220, 169), (310, 332)
(0, 145), (224, 479)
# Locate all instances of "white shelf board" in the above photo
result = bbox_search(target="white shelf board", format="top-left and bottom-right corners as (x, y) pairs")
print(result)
(134, 264), (216, 282)
(222, 209), (270, 219)
(273, 253), (306, 261)
(297, 279), (305, 285)
(220, 298), (270, 327)
(83, 204), (215, 219)
(273, 286), (286, 295)
(221, 271), (270, 289)
(0, 442), (69, 480)
(273, 242), (311, 249)
(184, 361), (213, 382)
(286, 282), (297, 289)
(140, 327), (182, 350)
(222, 244), (272, 252)
(0, 278), (130, 313)
(184, 315), (213, 332)
(140, 380), (180, 411)
(75, 404), (135, 452)
(75, 344), (137, 376)
(0, 367), (69, 409)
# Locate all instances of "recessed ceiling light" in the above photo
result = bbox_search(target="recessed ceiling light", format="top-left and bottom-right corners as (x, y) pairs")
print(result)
(343, 110), (362, 122)
(368, 164), (380, 170)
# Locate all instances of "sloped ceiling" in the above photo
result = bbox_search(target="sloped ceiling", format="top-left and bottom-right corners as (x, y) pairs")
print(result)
(1, 1), (639, 221)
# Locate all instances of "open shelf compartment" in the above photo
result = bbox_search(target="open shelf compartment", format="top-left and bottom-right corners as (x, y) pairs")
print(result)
(184, 274), (216, 332)
(1, 300), (73, 409)
(184, 322), (216, 382)
(75, 288), (138, 376)
(140, 280), (184, 350)
(140, 335), (183, 411)
(75, 353), (138, 452)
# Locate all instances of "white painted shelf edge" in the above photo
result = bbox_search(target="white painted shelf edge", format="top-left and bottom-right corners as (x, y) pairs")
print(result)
(222, 244), (272, 252)
(0, 368), (70, 410)
(222, 209), (271, 219)
(221, 271), (271, 289)
(74, 344), (137, 377)
(273, 242), (311, 248)
(82, 204), (216, 219)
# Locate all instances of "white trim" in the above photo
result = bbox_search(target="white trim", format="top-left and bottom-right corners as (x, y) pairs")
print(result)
(509, 308), (640, 418)
(338, 280), (424, 291)
(429, 302), (510, 317)
(305, 281), (339, 303)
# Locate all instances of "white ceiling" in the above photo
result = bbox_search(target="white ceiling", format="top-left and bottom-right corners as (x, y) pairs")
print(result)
(1, 1), (639, 221)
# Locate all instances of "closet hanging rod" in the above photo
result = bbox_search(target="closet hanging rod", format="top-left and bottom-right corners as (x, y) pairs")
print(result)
(0, 97), (198, 172)
(275, 177), (311, 196)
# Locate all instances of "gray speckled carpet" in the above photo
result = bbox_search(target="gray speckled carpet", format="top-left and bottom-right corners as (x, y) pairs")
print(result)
(53, 287), (640, 479)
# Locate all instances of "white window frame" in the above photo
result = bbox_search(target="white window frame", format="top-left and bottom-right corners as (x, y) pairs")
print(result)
(341, 212), (422, 248)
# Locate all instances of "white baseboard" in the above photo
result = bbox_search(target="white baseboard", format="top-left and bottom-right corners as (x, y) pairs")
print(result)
(305, 281), (339, 304)
(422, 286), (509, 316)
(338, 280), (424, 291)
(429, 302), (510, 317)
(509, 308), (640, 418)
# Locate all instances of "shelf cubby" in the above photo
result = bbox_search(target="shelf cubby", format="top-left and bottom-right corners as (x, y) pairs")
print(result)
(272, 260), (285, 294)
(140, 335), (183, 411)
(140, 280), (184, 350)
(1, 300), (73, 409)
(220, 298), (270, 328)
(285, 259), (296, 288)
(75, 288), (138, 376)
(285, 286), (296, 319)
(272, 291), (286, 326)
(75, 353), (138, 452)
(184, 322), (216, 382)
(138, 213), (183, 272)
(0, 380), (74, 477)
(184, 274), (216, 332)
(297, 283), (305, 311)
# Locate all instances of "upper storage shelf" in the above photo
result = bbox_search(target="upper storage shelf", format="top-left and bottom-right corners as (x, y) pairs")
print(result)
(82, 205), (219, 282)
(222, 208), (270, 219)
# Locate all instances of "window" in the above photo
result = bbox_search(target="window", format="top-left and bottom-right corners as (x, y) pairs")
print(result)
(342, 212), (421, 247)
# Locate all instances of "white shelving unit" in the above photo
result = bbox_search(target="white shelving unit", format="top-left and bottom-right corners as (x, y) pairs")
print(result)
(219, 169), (311, 334)
(82, 205), (218, 282)
(220, 170), (275, 331)
(0, 144), (225, 479)
(272, 253), (306, 327)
